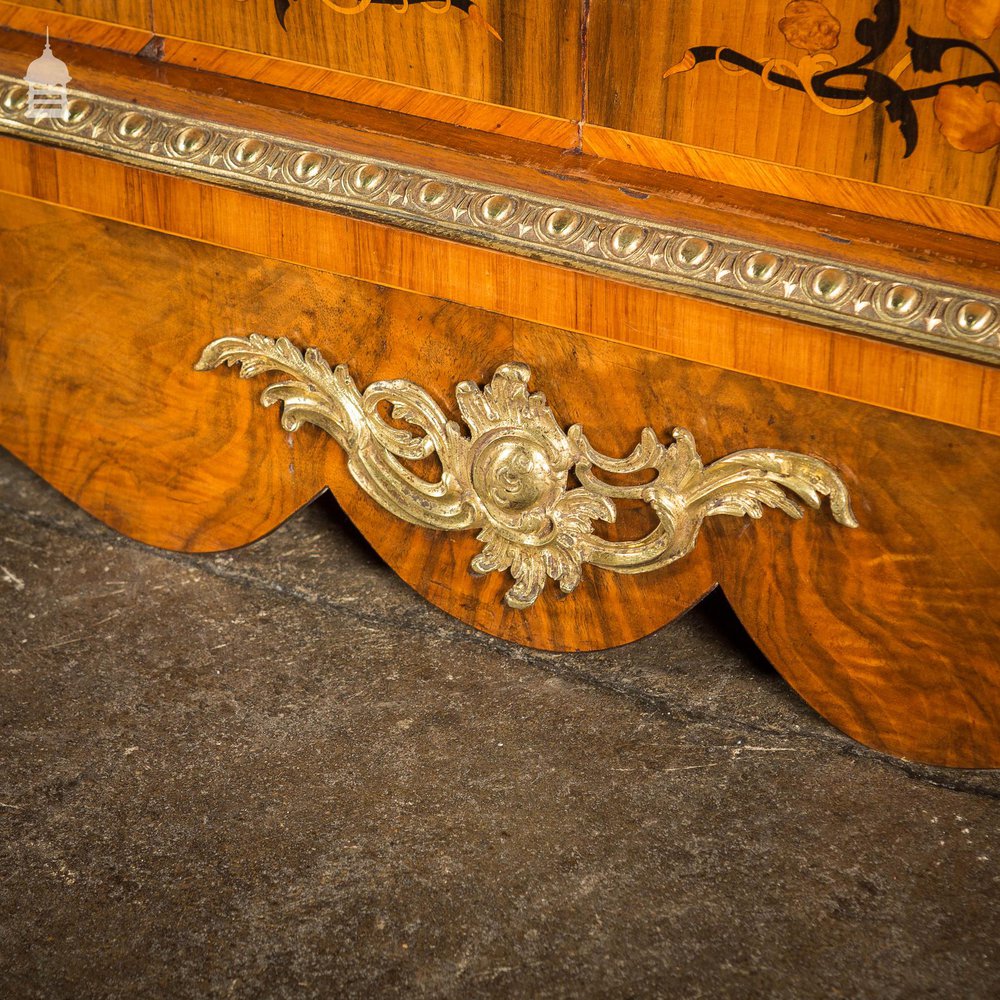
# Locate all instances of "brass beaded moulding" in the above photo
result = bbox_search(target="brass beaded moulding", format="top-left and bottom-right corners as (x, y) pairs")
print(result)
(0, 72), (997, 364)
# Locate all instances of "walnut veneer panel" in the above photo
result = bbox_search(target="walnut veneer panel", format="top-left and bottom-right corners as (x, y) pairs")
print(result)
(588, 0), (1000, 213)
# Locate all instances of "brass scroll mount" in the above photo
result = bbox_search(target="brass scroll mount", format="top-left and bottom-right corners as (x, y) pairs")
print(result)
(196, 335), (857, 609)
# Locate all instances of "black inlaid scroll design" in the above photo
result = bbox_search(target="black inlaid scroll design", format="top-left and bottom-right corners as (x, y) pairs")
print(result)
(665, 0), (1000, 157)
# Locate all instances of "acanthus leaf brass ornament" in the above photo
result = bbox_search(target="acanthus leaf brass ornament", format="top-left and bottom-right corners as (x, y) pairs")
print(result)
(196, 335), (858, 609)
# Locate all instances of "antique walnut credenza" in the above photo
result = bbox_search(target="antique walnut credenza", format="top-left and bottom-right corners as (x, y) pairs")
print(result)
(0, 1), (997, 767)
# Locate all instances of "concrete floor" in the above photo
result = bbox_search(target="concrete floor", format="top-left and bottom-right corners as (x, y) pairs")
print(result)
(0, 447), (997, 1000)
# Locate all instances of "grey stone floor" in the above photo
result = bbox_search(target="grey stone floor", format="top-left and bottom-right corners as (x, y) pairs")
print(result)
(0, 447), (997, 1000)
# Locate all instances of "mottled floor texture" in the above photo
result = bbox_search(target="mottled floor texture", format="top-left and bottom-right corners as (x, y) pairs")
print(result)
(0, 448), (997, 1000)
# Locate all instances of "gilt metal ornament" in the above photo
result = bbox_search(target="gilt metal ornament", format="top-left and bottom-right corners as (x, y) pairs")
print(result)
(197, 335), (858, 608)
